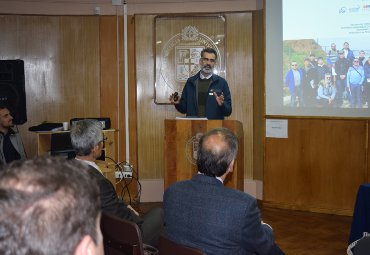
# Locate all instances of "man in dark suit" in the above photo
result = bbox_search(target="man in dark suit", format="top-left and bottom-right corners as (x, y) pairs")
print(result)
(70, 119), (163, 247)
(164, 128), (284, 255)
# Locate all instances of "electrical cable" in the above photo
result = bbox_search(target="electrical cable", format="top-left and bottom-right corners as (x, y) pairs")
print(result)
(103, 156), (142, 204)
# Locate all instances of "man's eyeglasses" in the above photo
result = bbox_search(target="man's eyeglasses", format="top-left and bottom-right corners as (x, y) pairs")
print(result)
(354, 60), (359, 63)
(291, 64), (297, 66)
(201, 58), (216, 63)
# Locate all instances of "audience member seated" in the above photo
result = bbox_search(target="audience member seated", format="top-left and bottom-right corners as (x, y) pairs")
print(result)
(163, 128), (285, 255)
(0, 156), (103, 255)
(0, 104), (26, 166)
(70, 119), (163, 247)
(316, 73), (337, 107)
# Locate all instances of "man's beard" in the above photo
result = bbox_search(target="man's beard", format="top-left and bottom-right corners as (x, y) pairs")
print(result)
(201, 64), (213, 74)
(6, 120), (14, 128)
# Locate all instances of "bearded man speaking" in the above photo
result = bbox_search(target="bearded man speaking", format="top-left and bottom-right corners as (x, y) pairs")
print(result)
(169, 48), (232, 120)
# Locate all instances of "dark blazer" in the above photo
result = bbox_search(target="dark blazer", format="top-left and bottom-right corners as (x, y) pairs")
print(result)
(86, 164), (144, 227)
(164, 174), (283, 255)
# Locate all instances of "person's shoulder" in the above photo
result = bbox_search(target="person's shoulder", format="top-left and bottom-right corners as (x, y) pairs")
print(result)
(188, 72), (200, 81)
(84, 164), (104, 178)
(222, 185), (256, 203)
(213, 74), (226, 82)
(8, 128), (18, 135)
(165, 179), (192, 192)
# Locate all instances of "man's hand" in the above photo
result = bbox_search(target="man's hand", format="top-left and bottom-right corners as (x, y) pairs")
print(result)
(214, 92), (224, 106)
(169, 92), (180, 104)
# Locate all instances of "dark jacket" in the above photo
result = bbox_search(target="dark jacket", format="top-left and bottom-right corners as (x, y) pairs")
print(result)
(364, 62), (370, 79)
(175, 72), (232, 120)
(335, 57), (351, 76)
(86, 164), (144, 227)
(164, 174), (284, 255)
(316, 64), (330, 81)
(0, 129), (26, 166)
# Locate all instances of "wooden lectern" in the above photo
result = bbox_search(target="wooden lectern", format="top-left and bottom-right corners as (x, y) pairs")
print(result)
(164, 119), (244, 191)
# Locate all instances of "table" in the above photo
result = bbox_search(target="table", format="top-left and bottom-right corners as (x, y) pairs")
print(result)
(349, 183), (370, 244)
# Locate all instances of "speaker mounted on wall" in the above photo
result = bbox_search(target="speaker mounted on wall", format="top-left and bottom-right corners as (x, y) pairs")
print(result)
(0, 60), (27, 125)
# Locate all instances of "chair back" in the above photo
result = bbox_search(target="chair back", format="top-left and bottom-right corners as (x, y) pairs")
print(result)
(101, 211), (144, 255)
(353, 236), (370, 255)
(158, 235), (206, 255)
(348, 235), (370, 255)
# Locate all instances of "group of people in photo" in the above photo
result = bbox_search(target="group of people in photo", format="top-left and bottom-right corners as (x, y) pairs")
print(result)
(285, 42), (370, 108)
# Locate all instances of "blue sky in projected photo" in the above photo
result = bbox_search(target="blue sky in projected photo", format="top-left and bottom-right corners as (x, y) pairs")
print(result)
(283, 0), (370, 51)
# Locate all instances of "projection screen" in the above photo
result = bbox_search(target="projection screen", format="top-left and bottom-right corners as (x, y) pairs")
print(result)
(266, 0), (370, 117)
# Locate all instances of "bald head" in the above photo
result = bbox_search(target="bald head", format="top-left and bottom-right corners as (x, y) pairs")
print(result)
(197, 128), (238, 177)
(203, 133), (228, 155)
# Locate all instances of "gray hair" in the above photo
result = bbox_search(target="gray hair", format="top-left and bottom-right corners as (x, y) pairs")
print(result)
(70, 119), (103, 156)
(197, 128), (238, 177)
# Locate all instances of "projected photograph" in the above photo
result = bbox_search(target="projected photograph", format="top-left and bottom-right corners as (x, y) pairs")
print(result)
(282, 0), (370, 110)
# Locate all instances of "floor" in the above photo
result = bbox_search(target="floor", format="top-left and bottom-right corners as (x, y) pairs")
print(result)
(135, 202), (353, 255)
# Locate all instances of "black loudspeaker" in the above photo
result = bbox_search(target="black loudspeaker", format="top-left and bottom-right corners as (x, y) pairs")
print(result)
(0, 60), (27, 125)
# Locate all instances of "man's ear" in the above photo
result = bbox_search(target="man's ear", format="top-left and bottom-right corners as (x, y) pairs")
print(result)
(220, 159), (235, 182)
(74, 235), (95, 255)
(227, 160), (235, 173)
(91, 144), (100, 157)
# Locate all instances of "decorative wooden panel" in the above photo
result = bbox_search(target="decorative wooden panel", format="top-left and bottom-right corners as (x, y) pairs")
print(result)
(264, 119), (367, 215)
(154, 15), (225, 104)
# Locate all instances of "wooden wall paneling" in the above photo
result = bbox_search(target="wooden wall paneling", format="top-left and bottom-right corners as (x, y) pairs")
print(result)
(59, 16), (100, 120)
(225, 13), (254, 179)
(264, 119), (367, 215)
(0, 15), (100, 158)
(135, 15), (175, 180)
(0, 15), (59, 158)
(100, 16), (119, 129)
(100, 15), (119, 165)
(252, 10), (265, 181)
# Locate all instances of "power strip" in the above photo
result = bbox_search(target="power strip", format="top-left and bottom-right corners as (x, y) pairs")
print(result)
(115, 171), (132, 179)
